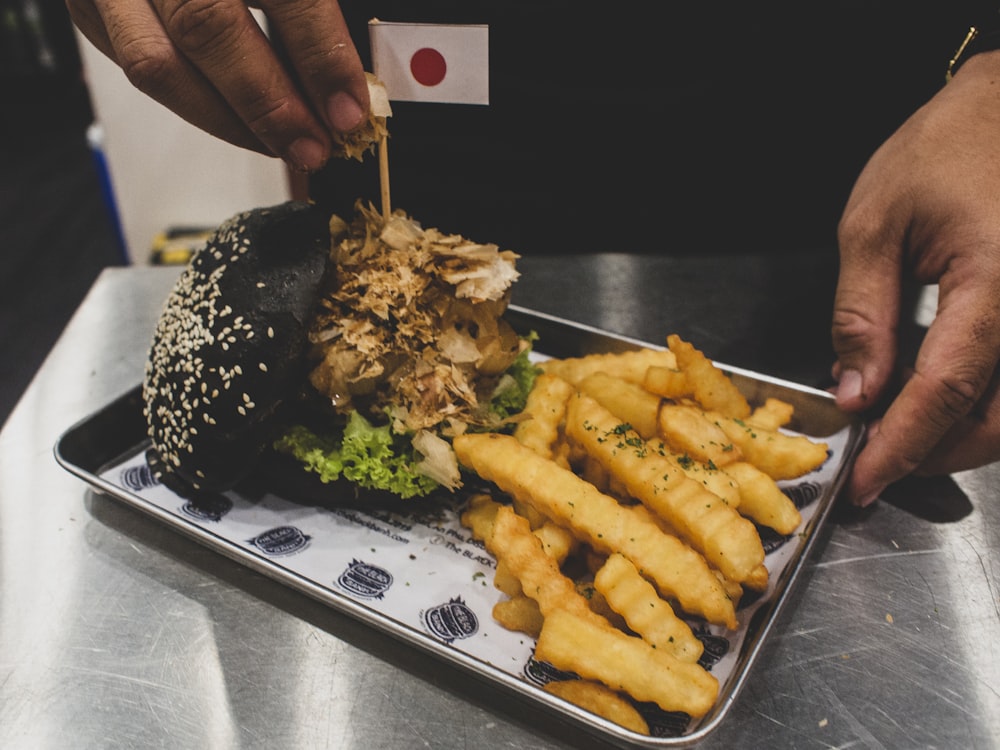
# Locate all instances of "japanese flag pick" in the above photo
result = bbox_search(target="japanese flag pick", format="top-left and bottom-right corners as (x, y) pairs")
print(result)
(369, 20), (489, 105)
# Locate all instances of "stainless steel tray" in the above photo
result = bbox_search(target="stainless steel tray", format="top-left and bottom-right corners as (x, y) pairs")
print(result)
(54, 304), (863, 748)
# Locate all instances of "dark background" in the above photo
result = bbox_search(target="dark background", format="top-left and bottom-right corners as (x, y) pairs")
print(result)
(1, 1), (993, 425)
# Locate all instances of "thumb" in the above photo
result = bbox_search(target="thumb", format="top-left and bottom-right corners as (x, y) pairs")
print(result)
(831, 224), (904, 414)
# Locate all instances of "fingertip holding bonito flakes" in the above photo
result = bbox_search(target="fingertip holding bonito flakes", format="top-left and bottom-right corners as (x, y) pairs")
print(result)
(331, 73), (393, 161)
(455, 335), (831, 732)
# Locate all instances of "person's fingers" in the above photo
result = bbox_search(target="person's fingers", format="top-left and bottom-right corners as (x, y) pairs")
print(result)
(256, 0), (370, 134)
(151, 0), (339, 167)
(65, 0), (116, 60)
(84, 0), (270, 154)
(846, 284), (1000, 505)
(830, 188), (905, 415)
(915, 367), (1000, 475)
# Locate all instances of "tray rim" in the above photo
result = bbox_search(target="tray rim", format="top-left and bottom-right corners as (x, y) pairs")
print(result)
(53, 305), (864, 749)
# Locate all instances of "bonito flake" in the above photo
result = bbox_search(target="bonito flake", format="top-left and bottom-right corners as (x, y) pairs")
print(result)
(308, 201), (522, 435)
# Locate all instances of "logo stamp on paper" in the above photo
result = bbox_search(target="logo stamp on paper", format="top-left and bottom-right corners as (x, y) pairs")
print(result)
(693, 628), (731, 669)
(337, 559), (393, 599)
(180, 493), (234, 522)
(522, 655), (576, 686)
(784, 480), (822, 509)
(247, 525), (311, 556)
(120, 463), (158, 491)
(421, 597), (478, 643)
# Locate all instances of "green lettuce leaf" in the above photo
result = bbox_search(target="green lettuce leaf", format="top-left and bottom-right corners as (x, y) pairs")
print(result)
(274, 411), (440, 499)
(275, 332), (541, 499)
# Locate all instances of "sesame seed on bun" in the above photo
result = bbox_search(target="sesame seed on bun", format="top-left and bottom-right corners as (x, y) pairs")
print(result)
(142, 201), (331, 494)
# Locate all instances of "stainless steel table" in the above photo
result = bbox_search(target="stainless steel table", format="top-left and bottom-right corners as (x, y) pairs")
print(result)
(2, 260), (997, 749)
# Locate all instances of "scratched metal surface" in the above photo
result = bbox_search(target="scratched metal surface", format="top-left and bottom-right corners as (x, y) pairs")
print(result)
(1, 260), (997, 749)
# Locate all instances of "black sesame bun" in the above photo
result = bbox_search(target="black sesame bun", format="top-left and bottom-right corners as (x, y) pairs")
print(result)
(143, 201), (331, 494)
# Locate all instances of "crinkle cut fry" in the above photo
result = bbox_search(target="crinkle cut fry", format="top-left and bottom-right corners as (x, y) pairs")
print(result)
(565, 393), (765, 585)
(538, 348), (677, 387)
(535, 609), (719, 718)
(667, 334), (751, 419)
(513, 372), (576, 461)
(543, 680), (650, 735)
(453, 433), (738, 629)
(486, 504), (606, 626)
(709, 410), (830, 481)
(594, 552), (705, 664)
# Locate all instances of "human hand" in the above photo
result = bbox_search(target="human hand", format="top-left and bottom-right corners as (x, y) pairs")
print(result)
(832, 50), (1000, 506)
(67, 0), (370, 172)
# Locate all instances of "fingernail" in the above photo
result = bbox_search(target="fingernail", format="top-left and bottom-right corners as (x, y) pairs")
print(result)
(836, 369), (863, 405)
(327, 91), (365, 132)
(287, 137), (327, 172)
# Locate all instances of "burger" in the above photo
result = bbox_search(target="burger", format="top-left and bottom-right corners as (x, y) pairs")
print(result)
(142, 199), (538, 504)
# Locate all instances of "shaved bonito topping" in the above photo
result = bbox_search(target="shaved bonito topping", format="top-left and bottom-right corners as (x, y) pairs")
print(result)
(331, 74), (393, 161)
(308, 201), (523, 433)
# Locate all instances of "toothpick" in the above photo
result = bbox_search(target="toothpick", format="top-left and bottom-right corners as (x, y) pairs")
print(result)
(378, 135), (391, 220)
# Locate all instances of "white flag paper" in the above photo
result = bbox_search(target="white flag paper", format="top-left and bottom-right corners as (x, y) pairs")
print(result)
(369, 20), (489, 105)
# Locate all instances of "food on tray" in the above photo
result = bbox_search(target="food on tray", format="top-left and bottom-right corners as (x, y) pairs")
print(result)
(565, 394), (766, 585)
(593, 553), (705, 663)
(454, 432), (741, 629)
(142, 199), (535, 499)
(455, 338), (831, 731)
(666, 333), (751, 418)
(143, 201), (333, 492)
(542, 679), (650, 736)
(142, 182), (831, 733)
(536, 609), (720, 718)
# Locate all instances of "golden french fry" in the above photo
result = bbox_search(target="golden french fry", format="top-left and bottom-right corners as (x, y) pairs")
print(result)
(543, 679), (650, 735)
(493, 561), (523, 597)
(657, 402), (742, 467)
(459, 494), (523, 595)
(580, 453), (612, 493)
(493, 594), (544, 637)
(575, 578), (629, 630)
(577, 371), (661, 440)
(742, 564), (769, 592)
(534, 609), (719, 718)
(642, 364), (692, 400)
(565, 394), (764, 586)
(511, 496), (548, 530)
(672, 454), (741, 509)
(453, 432), (738, 628)
(534, 520), (579, 565)
(667, 334), (751, 419)
(594, 553), (704, 663)
(724, 461), (802, 535)
(539, 348), (677, 387)
(711, 413), (830, 481)
(493, 520), (578, 597)
(712, 569), (745, 602)
(460, 493), (502, 542)
(485, 504), (606, 625)
(514, 372), (576, 461)
(747, 397), (795, 431)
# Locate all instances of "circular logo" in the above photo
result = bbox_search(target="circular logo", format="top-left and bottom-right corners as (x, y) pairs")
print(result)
(410, 48), (447, 87)
(181, 493), (233, 522)
(523, 655), (577, 686)
(247, 525), (311, 556)
(121, 463), (159, 491)
(694, 630), (730, 669)
(785, 480), (822, 510)
(422, 597), (477, 643)
(338, 559), (393, 599)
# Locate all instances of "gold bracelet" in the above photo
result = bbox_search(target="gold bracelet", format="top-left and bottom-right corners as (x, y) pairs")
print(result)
(947, 27), (979, 81)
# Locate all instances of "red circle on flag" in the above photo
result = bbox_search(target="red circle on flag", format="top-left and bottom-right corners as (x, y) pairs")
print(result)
(410, 48), (447, 87)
